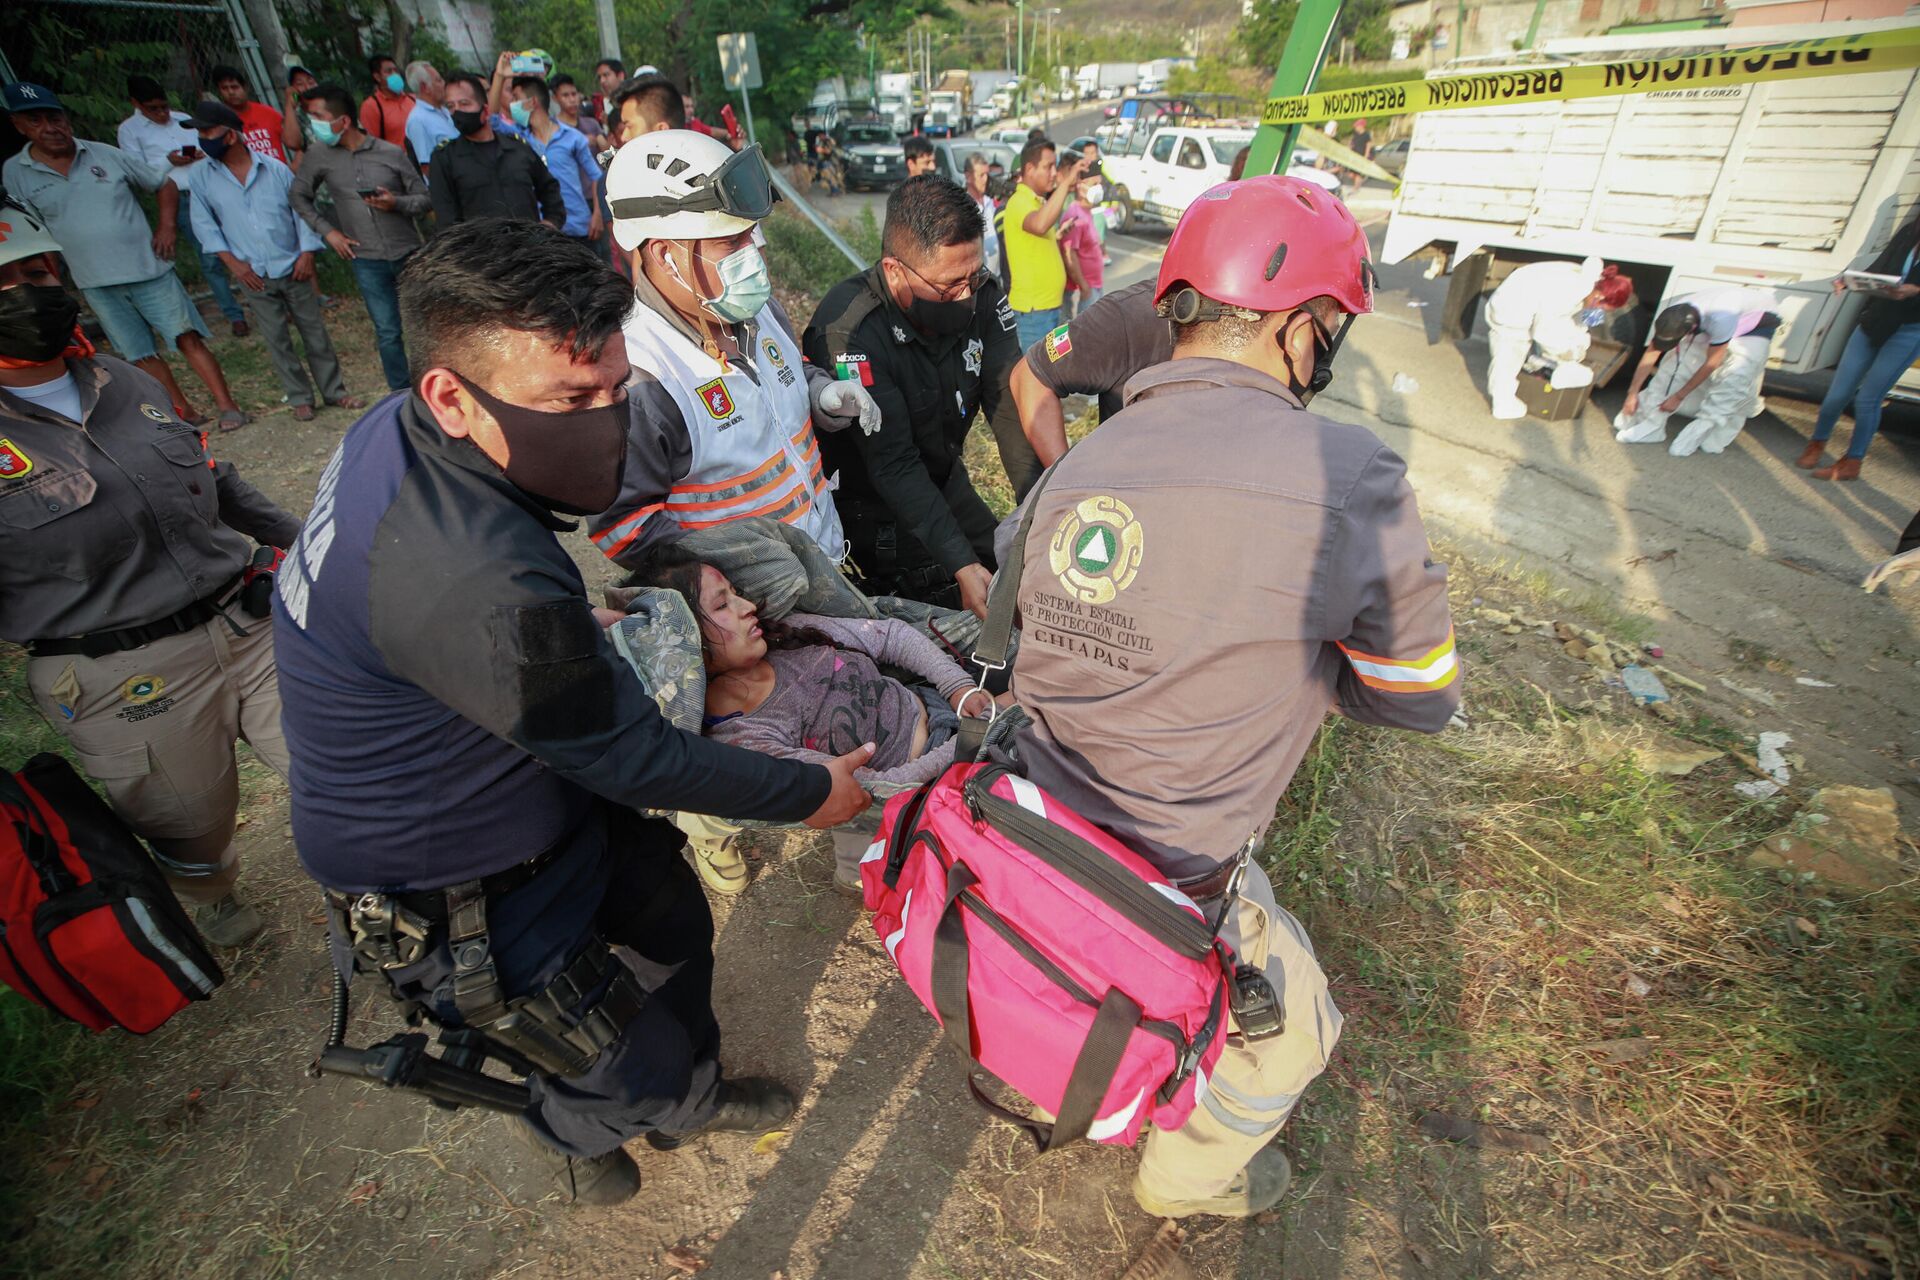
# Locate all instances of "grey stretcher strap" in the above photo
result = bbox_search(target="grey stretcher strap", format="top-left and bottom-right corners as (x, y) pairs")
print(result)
(958, 462), (1060, 760)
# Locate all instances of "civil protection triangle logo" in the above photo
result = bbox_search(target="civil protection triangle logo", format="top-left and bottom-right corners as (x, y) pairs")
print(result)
(696, 377), (735, 420)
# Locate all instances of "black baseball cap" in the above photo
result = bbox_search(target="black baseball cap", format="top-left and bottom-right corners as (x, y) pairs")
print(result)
(1649, 302), (1701, 353)
(181, 99), (244, 132)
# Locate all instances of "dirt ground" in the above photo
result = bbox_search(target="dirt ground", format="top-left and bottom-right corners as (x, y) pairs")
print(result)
(5, 278), (1915, 1280)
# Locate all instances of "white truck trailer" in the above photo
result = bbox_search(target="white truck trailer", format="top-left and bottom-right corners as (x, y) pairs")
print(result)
(1381, 18), (1920, 390)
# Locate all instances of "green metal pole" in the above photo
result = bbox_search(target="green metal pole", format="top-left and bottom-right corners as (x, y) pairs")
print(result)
(1522, 0), (1549, 49)
(1243, 0), (1345, 177)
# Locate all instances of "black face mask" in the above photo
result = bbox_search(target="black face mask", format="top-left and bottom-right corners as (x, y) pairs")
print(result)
(0, 283), (82, 363)
(452, 108), (487, 137)
(907, 292), (976, 336)
(454, 374), (630, 516)
(200, 132), (234, 161)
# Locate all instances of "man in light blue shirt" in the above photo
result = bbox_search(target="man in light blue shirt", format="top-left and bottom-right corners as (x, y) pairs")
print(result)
(5, 81), (248, 428)
(487, 66), (603, 242)
(179, 99), (363, 421)
(402, 59), (460, 177)
(116, 74), (247, 332)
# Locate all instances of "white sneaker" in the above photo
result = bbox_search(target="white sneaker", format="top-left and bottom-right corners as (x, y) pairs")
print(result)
(1491, 398), (1528, 420)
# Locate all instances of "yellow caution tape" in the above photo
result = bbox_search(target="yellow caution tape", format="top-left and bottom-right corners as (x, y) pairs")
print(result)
(1262, 25), (1920, 126)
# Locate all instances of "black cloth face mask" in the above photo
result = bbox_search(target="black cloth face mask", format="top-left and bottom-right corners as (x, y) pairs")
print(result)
(452, 108), (487, 136)
(0, 284), (82, 363)
(907, 292), (976, 336)
(453, 374), (630, 516)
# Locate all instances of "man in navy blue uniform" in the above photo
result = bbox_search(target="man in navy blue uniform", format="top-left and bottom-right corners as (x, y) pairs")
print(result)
(272, 219), (873, 1205)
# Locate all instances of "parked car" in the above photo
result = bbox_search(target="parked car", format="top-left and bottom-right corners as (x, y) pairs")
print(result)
(1372, 137), (1410, 177)
(930, 139), (1017, 188)
(836, 119), (906, 191)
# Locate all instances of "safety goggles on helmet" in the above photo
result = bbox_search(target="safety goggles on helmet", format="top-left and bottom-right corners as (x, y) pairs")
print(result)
(608, 144), (780, 224)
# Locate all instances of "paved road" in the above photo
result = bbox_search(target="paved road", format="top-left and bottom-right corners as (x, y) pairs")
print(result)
(791, 118), (1920, 791)
(1102, 194), (1920, 792)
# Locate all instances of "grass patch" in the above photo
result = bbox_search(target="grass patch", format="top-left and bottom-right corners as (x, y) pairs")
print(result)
(1270, 657), (1919, 1271)
(761, 203), (882, 303)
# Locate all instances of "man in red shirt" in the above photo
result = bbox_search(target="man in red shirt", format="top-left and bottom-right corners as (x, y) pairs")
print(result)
(358, 51), (416, 150)
(211, 65), (287, 163)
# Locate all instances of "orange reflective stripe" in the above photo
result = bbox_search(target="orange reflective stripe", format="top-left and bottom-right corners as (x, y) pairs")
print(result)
(676, 486), (813, 530)
(670, 449), (790, 496)
(667, 465), (804, 515)
(1336, 630), (1458, 693)
(590, 502), (666, 557)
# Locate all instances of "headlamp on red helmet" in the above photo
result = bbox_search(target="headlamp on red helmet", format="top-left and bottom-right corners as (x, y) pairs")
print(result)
(1154, 177), (1374, 402)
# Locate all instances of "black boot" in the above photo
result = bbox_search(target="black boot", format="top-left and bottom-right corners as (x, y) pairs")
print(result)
(510, 1118), (641, 1206)
(646, 1077), (797, 1151)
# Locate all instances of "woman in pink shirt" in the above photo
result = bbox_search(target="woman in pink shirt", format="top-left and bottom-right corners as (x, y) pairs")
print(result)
(1058, 172), (1105, 318)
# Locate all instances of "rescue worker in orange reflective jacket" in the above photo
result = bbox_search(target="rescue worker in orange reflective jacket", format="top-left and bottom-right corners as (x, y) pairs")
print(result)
(589, 130), (878, 569)
(1000, 176), (1461, 1219)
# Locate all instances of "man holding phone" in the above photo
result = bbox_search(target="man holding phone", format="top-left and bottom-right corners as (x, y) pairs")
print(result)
(290, 82), (429, 394)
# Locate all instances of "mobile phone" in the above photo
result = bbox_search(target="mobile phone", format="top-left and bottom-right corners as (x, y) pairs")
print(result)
(180, 145), (200, 158)
(720, 104), (742, 145)
(356, 188), (379, 199)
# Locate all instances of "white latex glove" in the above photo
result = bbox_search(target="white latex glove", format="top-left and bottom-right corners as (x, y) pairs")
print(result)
(1863, 546), (1920, 593)
(812, 378), (883, 435)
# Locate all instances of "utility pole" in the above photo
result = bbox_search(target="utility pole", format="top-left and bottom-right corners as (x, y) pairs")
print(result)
(592, 0), (620, 64)
(1522, 0), (1549, 49)
(1016, 0), (1026, 118)
(1243, 0), (1343, 176)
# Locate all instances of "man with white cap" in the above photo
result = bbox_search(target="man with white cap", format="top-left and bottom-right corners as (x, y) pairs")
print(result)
(591, 129), (880, 892)
(1613, 285), (1781, 456)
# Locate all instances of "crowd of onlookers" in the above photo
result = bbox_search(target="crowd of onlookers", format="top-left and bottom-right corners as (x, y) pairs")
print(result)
(0, 53), (722, 428)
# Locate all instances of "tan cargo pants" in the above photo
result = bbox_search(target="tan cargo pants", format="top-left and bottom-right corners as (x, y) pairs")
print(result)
(1136, 861), (1344, 1199)
(26, 612), (288, 903)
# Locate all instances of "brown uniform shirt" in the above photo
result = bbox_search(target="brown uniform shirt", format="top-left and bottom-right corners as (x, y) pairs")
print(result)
(1001, 357), (1460, 878)
(0, 356), (300, 643)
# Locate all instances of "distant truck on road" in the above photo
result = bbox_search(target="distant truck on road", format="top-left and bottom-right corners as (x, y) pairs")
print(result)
(1382, 17), (1920, 392)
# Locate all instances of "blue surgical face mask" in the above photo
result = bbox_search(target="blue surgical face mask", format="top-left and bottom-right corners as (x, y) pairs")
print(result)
(509, 100), (534, 128)
(386, 72), (407, 94)
(310, 116), (343, 147)
(669, 240), (772, 324)
(1579, 306), (1607, 328)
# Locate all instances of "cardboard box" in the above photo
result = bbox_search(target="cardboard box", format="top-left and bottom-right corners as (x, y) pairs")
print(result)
(1517, 337), (1634, 421)
(1516, 371), (1591, 421)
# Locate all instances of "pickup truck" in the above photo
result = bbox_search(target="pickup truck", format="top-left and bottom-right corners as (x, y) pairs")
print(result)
(1101, 124), (1338, 233)
(835, 119), (906, 192)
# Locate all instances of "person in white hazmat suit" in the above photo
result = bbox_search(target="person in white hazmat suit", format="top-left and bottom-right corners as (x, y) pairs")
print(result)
(1614, 286), (1781, 456)
(1484, 256), (1610, 420)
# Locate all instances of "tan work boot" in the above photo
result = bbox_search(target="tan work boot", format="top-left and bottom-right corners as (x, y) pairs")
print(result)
(1132, 1146), (1292, 1219)
(193, 894), (265, 947)
(689, 837), (749, 895)
(1794, 439), (1828, 470)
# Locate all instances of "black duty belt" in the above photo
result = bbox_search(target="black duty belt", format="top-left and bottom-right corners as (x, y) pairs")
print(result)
(29, 574), (243, 659)
(1173, 859), (1239, 904)
(324, 839), (567, 926)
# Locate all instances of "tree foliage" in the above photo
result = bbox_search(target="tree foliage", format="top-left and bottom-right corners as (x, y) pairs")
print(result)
(1235, 0), (1397, 69)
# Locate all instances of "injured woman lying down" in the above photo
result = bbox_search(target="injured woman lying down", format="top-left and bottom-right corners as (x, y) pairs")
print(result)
(627, 545), (1007, 786)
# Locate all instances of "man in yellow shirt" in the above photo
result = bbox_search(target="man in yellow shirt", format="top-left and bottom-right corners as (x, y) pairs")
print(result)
(1000, 137), (1089, 349)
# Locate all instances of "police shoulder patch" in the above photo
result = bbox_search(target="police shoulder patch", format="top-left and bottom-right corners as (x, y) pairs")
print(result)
(996, 298), (1016, 332)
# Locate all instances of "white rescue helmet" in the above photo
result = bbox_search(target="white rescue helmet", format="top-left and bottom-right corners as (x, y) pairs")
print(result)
(606, 129), (779, 249)
(0, 195), (64, 268)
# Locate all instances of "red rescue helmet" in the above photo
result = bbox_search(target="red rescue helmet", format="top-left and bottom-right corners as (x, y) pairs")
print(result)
(1154, 176), (1374, 318)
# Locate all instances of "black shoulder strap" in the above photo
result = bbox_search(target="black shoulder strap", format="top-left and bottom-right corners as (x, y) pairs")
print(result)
(821, 276), (888, 363)
(956, 461), (1060, 760)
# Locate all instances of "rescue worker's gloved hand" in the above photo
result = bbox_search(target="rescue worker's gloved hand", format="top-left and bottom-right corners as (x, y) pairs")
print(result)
(811, 377), (882, 435)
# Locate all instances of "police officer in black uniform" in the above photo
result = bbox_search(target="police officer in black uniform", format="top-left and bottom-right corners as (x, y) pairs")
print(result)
(803, 174), (1038, 617)
(272, 220), (872, 1207)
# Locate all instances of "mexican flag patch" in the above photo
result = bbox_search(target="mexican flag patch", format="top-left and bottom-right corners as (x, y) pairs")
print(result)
(1043, 324), (1073, 362)
(835, 353), (874, 386)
